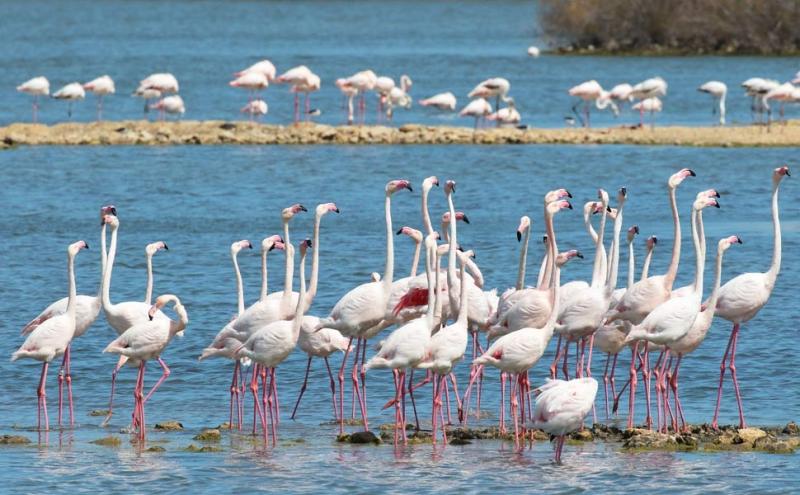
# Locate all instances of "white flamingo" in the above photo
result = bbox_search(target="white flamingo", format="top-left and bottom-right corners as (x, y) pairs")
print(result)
(235, 60), (277, 82)
(52, 82), (85, 119)
(17, 76), (50, 122)
(419, 92), (457, 111)
(83, 75), (115, 120)
(698, 81), (727, 125)
(533, 377), (598, 463)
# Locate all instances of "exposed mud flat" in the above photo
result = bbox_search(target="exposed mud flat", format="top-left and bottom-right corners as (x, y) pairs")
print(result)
(1, 121), (799, 147)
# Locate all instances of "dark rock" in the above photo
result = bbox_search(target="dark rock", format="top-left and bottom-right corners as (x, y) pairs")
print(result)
(219, 123), (237, 130)
(90, 436), (121, 447)
(154, 421), (183, 431)
(339, 431), (381, 444)
(193, 429), (221, 442)
(783, 421), (799, 435)
(0, 435), (30, 445)
(449, 438), (471, 445)
(184, 444), (223, 453)
(89, 409), (110, 417)
(147, 446), (166, 452)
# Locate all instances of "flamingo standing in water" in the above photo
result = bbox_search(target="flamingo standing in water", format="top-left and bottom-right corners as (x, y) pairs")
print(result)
(420, 92), (457, 111)
(567, 80), (618, 127)
(533, 377), (598, 463)
(17, 76), (50, 122)
(83, 75), (115, 120)
(712, 165), (789, 429)
(698, 81), (727, 125)
(103, 294), (188, 441)
(12, 241), (89, 431)
(52, 82), (85, 119)
(342, 70), (377, 124)
(316, 180), (413, 434)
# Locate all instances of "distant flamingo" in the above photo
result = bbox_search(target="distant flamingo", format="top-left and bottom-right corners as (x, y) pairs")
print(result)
(12, 240), (89, 431)
(487, 97), (521, 126)
(276, 65), (316, 123)
(741, 78), (780, 124)
(609, 83), (634, 112)
(712, 165), (789, 429)
(764, 82), (796, 126)
(630, 77), (667, 126)
(468, 77), (511, 112)
(533, 377), (598, 463)
(527, 46), (541, 57)
(631, 97), (662, 129)
(103, 294), (188, 441)
(241, 99), (268, 121)
(291, 72), (321, 122)
(149, 95), (185, 120)
(419, 92), (457, 111)
(698, 81), (727, 125)
(230, 71), (269, 102)
(459, 98), (492, 130)
(136, 73), (179, 120)
(83, 75), (115, 120)
(17, 76), (50, 122)
(342, 70), (377, 124)
(335, 78), (359, 124)
(567, 80), (618, 127)
(52, 82), (85, 119)
(235, 60), (277, 82)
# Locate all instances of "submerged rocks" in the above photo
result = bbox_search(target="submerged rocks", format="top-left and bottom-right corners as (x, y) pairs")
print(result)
(90, 436), (122, 447)
(337, 431), (381, 444)
(0, 435), (31, 445)
(193, 429), (221, 442)
(154, 421), (184, 431)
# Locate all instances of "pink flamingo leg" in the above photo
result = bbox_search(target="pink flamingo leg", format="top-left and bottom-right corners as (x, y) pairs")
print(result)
(251, 365), (263, 435)
(360, 339), (368, 419)
(431, 374), (440, 444)
(443, 374), (452, 424)
(407, 369), (420, 430)
(324, 357), (338, 421)
(143, 358), (170, 404)
(101, 358), (125, 428)
(712, 324), (736, 429)
(262, 371), (271, 444)
(270, 368), (279, 446)
(609, 353), (618, 414)
(562, 341), (571, 379)
(449, 373), (462, 419)
(350, 338), (360, 419)
(524, 371), (534, 422)
(439, 380), (448, 444)
(509, 374), (520, 450)
(37, 362), (49, 431)
(670, 355), (687, 431)
(499, 372), (507, 433)
(641, 343), (653, 429)
(602, 353), (611, 419)
(517, 374), (526, 438)
(229, 360), (240, 429)
(336, 337), (353, 434)
(728, 325), (746, 428)
(239, 364), (246, 429)
(550, 334), (563, 379)
(291, 356), (312, 420)
(652, 350), (664, 431)
(64, 346), (74, 426)
(350, 339), (369, 430)
(392, 370), (400, 445)
(627, 342), (639, 429)
(58, 348), (66, 427)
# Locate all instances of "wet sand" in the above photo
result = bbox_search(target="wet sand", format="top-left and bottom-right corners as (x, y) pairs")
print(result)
(1, 121), (799, 147)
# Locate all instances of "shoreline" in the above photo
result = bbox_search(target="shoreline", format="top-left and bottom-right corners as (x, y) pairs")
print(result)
(1, 121), (799, 148)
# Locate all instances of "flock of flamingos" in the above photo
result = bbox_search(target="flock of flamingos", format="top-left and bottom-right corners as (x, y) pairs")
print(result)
(11, 165), (789, 464)
(13, 60), (800, 128)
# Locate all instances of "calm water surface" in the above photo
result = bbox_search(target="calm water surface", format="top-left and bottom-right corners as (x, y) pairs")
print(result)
(0, 144), (798, 493)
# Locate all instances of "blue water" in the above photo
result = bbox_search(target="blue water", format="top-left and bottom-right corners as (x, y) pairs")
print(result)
(1, 0), (798, 128)
(1, 144), (798, 493)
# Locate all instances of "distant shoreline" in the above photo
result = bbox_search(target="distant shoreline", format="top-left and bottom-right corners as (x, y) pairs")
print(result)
(2, 121), (799, 148)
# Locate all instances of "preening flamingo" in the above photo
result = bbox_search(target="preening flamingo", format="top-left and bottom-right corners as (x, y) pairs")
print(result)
(17, 76), (50, 122)
(103, 294), (188, 441)
(235, 60), (277, 82)
(630, 77), (667, 126)
(533, 377), (598, 463)
(241, 99), (268, 121)
(419, 92), (457, 111)
(149, 95), (185, 119)
(631, 97), (662, 129)
(741, 78), (780, 124)
(487, 97), (521, 126)
(567, 80), (618, 127)
(12, 241), (89, 431)
(83, 75), (115, 120)
(52, 82), (85, 119)
(711, 165), (789, 429)
(230, 71), (269, 101)
(459, 98), (492, 130)
(468, 77), (511, 112)
(698, 81), (727, 125)
(341, 69), (377, 124)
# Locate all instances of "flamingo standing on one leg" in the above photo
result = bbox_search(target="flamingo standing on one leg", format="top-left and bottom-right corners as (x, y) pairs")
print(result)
(698, 81), (727, 125)
(230, 71), (269, 103)
(712, 165), (789, 429)
(630, 76), (667, 127)
(12, 241), (89, 431)
(567, 80), (618, 127)
(17, 76), (50, 122)
(459, 98), (492, 131)
(83, 75), (115, 121)
(103, 294), (188, 442)
(419, 92), (457, 111)
(52, 82), (85, 119)
(533, 377), (598, 464)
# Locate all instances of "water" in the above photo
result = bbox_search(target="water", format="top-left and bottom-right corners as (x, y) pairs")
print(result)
(1, 144), (798, 493)
(1, 0), (798, 128)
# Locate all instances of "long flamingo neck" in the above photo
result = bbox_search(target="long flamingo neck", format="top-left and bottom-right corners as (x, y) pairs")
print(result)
(260, 250), (268, 302)
(102, 224), (118, 310)
(516, 227), (530, 290)
(591, 205), (608, 288)
(409, 241), (421, 277)
(67, 252), (77, 316)
(282, 219), (292, 298)
(546, 231), (559, 328)
(664, 186), (681, 289)
(691, 207), (704, 297)
(585, 208), (605, 284)
(422, 187), (434, 236)
(704, 246), (726, 315)
(627, 238), (635, 288)
(233, 251), (244, 315)
(641, 246), (654, 280)
(446, 192), (458, 310)
(541, 209), (557, 288)
(171, 303), (189, 336)
(456, 256), (469, 325)
(382, 194), (394, 292)
(97, 222), (107, 299)
(536, 245), (548, 289)
(605, 200), (625, 295)
(145, 253), (154, 305)
(767, 180), (782, 284)
(433, 250), (443, 326)
(698, 210), (706, 259)
(293, 251), (307, 340)
(424, 244), (436, 326)
(307, 213), (322, 305)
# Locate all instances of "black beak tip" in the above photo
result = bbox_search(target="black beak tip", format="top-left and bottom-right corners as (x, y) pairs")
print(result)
(396, 228), (403, 235)
(299, 205), (308, 212)
(576, 252), (584, 258)
(84, 242), (90, 250)
(634, 226), (640, 234)
(737, 237), (743, 244)
(148, 315), (154, 321)
(566, 190), (572, 198)
(334, 207), (340, 213)
(714, 202), (720, 208)
(688, 169), (697, 177)
(269, 245), (275, 252)
(406, 185), (413, 192)
(462, 215), (470, 224)
(621, 186), (627, 196)
(110, 207), (117, 216)
(606, 206), (612, 212)
(516, 231), (522, 242)
(163, 243), (169, 250)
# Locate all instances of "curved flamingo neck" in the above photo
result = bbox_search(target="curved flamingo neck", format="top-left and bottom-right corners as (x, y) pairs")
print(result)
(382, 193), (395, 293)
(307, 212), (322, 305)
(642, 245), (654, 280)
(664, 186), (681, 289)
(767, 180), (782, 284)
(541, 208), (557, 288)
(584, 207), (606, 284)
(293, 250), (308, 341)
(536, 244), (548, 289)
(145, 252), (154, 305)
(409, 240), (421, 277)
(232, 249), (244, 315)
(605, 199), (625, 296)
(446, 191), (458, 310)
(456, 255), (469, 326)
(516, 226), (530, 290)
(422, 186), (434, 236)
(424, 243), (436, 327)
(546, 226), (560, 329)
(703, 245), (726, 319)
(102, 223), (119, 311)
(282, 218), (293, 300)
(170, 300), (189, 336)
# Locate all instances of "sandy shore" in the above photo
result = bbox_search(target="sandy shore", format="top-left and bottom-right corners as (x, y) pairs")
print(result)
(1, 121), (799, 147)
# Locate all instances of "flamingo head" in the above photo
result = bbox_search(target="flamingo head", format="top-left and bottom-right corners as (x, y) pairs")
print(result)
(627, 225), (640, 243)
(148, 294), (178, 321)
(698, 189), (720, 200)
(719, 235), (743, 253)
(146, 241), (169, 256)
(424, 232), (440, 250)
(282, 203), (307, 220)
(386, 179), (413, 194)
(556, 249), (583, 267)
(606, 207), (619, 221)
(516, 216), (531, 242)
(68, 240), (89, 256)
(693, 196), (720, 211)
(597, 188), (610, 206)
(231, 239), (253, 256)
(101, 214), (119, 228)
(457, 249), (476, 262)
(444, 180), (456, 195)
(422, 176), (439, 192)
(261, 235), (284, 253)
(441, 211), (470, 225)
(647, 235), (658, 250)
(300, 238), (312, 256)
(99, 204), (117, 224)
(396, 226), (423, 243)
(774, 165), (791, 182)
(616, 186), (627, 204)
(544, 188), (572, 205)
(547, 199), (573, 216)
(669, 168), (696, 188)
(316, 202), (339, 217)
(542, 234), (549, 245)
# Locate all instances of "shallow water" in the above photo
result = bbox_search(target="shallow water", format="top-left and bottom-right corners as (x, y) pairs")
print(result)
(0, 144), (798, 492)
(1, 0), (799, 128)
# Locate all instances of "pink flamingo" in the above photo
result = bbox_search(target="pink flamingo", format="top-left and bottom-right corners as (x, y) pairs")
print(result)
(16, 76), (50, 122)
(533, 377), (598, 463)
(712, 165), (789, 429)
(83, 75), (115, 120)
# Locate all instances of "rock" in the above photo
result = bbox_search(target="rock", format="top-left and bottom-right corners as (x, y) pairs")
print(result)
(216, 422), (232, 430)
(184, 444), (223, 453)
(532, 429), (550, 441)
(0, 435), (30, 445)
(736, 427), (767, 445)
(193, 429), (221, 442)
(89, 409), (110, 417)
(154, 421), (183, 431)
(90, 436), (122, 447)
(783, 422), (799, 435)
(147, 446), (166, 452)
(448, 438), (471, 445)
(338, 431), (381, 444)
(570, 429), (593, 442)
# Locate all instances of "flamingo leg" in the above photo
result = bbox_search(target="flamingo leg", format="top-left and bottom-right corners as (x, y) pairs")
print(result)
(101, 356), (126, 428)
(337, 337), (353, 434)
(609, 353), (618, 415)
(431, 374), (440, 444)
(449, 373), (462, 418)
(324, 357), (338, 421)
(712, 324), (736, 429)
(360, 339), (367, 420)
(251, 365), (261, 435)
(408, 369), (420, 431)
(627, 342), (639, 429)
(58, 347), (67, 427)
(728, 325), (746, 428)
(670, 355), (687, 431)
(143, 357), (170, 404)
(562, 340), (571, 379)
(642, 343), (653, 430)
(509, 373), (520, 450)
(350, 338), (360, 419)
(461, 364), (482, 425)
(229, 360), (239, 429)
(499, 372), (506, 434)
(652, 350), (664, 432)
(269, 368), (278, 446)
(37, 362), (49, 431)
(550, 334), (562, 379)
(602, 353), (611, 419)
(291, 356), (313, 420)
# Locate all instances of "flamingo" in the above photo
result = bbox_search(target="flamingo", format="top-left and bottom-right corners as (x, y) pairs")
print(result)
(385, 84), (413, 121)
(103, 294), (188, 441)
(52, 82), (85, 119)
(136, 73), (179, 119)
(417, 249), (474, 444)
(630, 77), (667, 126)
(335, 78), (360, 124)
(12, 240), (89, 431)
(712, 165), (789, 429)
(419, 92), (457, 111)
(375, 76), (396, 118)
(667, 235), (741, 431)
(631, 97), (662, 129)
(316, 179), (412, 434)
(229, 71), (269, 102)
(459, 98), (492, 130)
(567, 80), (618, 127)
(609, 83), (634, 113)
(275, 65), (314, 123)
(741, 78), (780, 124)
(364, 232), (441, 445)
(132, 87), (161, 117)
(17, 76), (50, 122)
(149, 95), (185, 120)
(487, 97), (521, 126)
(291, 72), (321, 122)
(83, 75), (115, 120)
(198, 235), (284, 430)
(764, 82), (796, 126)
(624, 194), (720, 431)
(468, 77), (511, 113)
(236, 239), (312, 446)
(99, 214), (170, 426)
(342, 70), (377, 124)
(698, 81), (727, 125)
(235, 60), (277, 82)
(241, 99), (268, 121)
(533, 377), (598, 463)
